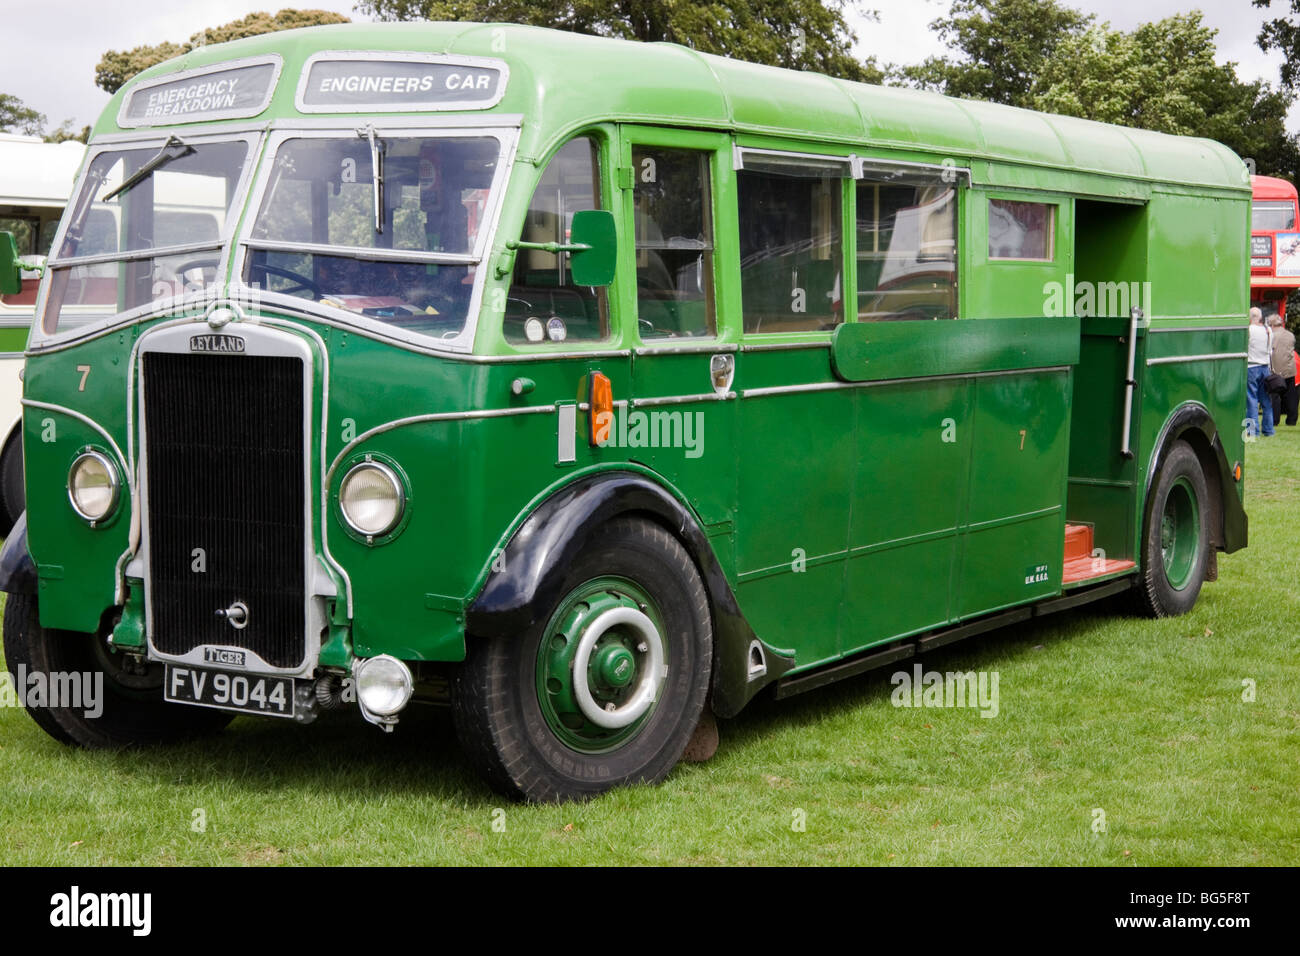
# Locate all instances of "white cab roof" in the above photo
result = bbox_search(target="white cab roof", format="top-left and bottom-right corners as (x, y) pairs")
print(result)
(0, 134), (85, 208)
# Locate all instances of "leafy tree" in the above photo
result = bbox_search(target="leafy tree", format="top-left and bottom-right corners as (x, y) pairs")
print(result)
(1256, 0), (1300, 91)
(0, 93), (46, 136)
(893, 0), (1092, 107)
(95, 9), (351, 94)
(44, 120), (91, 144)
(1033, 13), (1298, 178)
(357, 0), (883, 82)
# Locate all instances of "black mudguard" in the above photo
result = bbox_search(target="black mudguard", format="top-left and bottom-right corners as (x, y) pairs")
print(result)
(0, 512), (36, 595)
(1147, 405), (1247, 554)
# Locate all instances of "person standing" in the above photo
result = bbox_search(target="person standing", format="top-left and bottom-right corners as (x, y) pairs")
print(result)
(1269, 313), (1298, 426)
(1247, 307), (1275, 438)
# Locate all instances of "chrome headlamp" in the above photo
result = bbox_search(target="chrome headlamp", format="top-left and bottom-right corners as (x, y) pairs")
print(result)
(338, 459), (405, 539)
(67, 451), (121, 524)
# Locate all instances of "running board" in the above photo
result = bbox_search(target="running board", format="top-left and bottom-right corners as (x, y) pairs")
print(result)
(772, 578), (1133, 701)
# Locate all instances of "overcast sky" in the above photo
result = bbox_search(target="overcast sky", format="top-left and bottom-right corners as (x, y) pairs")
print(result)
(2, 0), (1294, 131)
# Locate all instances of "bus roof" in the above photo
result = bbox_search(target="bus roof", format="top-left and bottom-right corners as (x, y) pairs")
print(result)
(0, 135), (85, 208)
(101, 22), (1250, 199)
(1251, 174), (1297, 201)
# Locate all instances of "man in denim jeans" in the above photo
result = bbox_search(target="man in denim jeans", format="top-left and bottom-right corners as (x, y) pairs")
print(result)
(1247, 307), (1275, 438)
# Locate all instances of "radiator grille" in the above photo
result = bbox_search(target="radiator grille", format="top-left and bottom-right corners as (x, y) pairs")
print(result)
(143, 352), (306, 669)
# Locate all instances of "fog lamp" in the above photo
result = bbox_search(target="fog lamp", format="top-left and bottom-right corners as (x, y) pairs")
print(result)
(354, 654), (414, 718)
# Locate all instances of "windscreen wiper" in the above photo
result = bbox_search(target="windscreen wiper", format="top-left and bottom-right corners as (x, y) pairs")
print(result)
(102, 135), (196, 202)
(359, 124), (385, 235)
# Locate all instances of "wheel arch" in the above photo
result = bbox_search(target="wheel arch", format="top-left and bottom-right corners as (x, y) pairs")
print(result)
(1143, 402), (1246, 563)
(464, 469), (794, 718)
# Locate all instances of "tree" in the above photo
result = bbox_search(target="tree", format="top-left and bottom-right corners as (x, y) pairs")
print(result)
(357, 0), (883, 82)
(1256, 0), (1300, 91)
(95, 9), (351, 94)
(1033, 13), (1298, 178)
(0, 93), (46, 136)
(44, 120), (91, 144)
(893, 0), (1092, 107)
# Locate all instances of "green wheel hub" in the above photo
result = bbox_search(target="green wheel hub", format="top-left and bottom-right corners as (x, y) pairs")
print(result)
(1159, 476), (1201, 590)
(536, 577), (668, 754)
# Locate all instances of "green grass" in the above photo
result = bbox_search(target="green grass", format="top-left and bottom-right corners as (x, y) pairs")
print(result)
(3, 432), (1298, 866)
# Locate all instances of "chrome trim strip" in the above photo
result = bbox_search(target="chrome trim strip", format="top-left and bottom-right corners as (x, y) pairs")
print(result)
(634, 342), (736, 356)
(1145, 352), (1247, 366)
(742, 365), (1070, 398)
(1147, 324), (1246, 333)
(49, 240), (223, 269)
(740, 340), (832, 352)
(325, 404), (557, 487)
(633, 391), (736, 407)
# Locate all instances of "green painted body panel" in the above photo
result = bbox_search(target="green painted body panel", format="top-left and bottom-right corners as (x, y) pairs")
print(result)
(832, 316), (1080, 381)
(18, 22), (1249, 700)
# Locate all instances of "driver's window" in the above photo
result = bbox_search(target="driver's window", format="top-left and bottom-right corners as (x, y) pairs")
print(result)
(631, 147), (715, 340)
(504, 136), (608, 345)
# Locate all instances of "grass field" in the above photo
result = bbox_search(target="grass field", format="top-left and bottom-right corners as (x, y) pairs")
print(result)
(2, 430), (1297, 866)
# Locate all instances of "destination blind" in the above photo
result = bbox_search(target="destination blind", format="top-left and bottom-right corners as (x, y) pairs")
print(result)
(299, 56), (506, 111)
(121, 60), (279, 126)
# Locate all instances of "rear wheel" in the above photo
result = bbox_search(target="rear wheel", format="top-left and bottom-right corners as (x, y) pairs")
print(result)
(1135, 441), (1209, 617)
(2, 592), (232, 747)
(0, 431), (24, 538)
(453, 517), (713, 802)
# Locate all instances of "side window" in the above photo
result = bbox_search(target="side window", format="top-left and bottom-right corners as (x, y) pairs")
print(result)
(738, 167), (844, 333)
(632, 147), (715, 339)
(505, 136), (608, 344)
(857, 179), (957, 321)
(989, 198), (1054, 261)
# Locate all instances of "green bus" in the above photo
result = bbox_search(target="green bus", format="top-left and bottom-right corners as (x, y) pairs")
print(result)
(0, 22), (1250, 802)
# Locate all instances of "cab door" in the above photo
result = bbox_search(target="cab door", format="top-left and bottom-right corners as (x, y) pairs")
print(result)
(616, 126), (738, 571)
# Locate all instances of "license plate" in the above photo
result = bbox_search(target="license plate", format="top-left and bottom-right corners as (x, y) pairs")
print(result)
(165, 666), (295, 719)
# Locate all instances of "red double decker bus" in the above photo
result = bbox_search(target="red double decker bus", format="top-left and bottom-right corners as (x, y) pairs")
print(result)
(1251, 174), (1300, 318)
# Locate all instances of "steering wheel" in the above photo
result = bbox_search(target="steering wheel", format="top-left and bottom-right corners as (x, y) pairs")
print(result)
(166, 256), (222, 284)
(247, 262), (322, 299)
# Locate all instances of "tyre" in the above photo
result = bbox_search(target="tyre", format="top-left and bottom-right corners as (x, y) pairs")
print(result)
(2, 592), (232, 747)
(1135, 441), (1210, 617)
(452, 516), (713, 802)
(0, 431), (24, 538)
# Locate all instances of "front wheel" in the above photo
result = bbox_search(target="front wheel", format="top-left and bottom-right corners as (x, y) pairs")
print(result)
(2, 592), (232, 747)
(452, 517), (713, 802)
(1135, 441), (1210, 617)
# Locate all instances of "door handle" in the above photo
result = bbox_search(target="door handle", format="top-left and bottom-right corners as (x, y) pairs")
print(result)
(710, 353), (735, 394)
